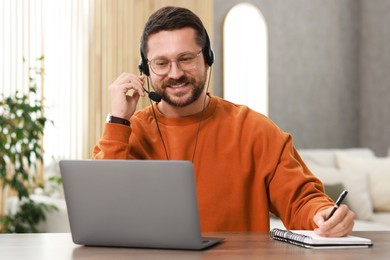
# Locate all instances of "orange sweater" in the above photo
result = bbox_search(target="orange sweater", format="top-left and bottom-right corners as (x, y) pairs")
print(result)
(93, 95), (333, 232)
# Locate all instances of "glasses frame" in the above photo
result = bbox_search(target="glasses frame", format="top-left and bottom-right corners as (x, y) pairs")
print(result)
(147, 50), (203, 76)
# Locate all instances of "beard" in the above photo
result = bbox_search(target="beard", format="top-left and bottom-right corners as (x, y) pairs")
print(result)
(156, 74), (206, 108)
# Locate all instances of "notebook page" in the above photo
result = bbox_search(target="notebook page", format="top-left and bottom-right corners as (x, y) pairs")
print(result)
(292, 230), (372, 245)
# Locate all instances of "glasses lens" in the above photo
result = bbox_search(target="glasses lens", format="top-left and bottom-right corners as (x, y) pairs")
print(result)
(150, 59), (170, 75)
(177, 53), (197, 71)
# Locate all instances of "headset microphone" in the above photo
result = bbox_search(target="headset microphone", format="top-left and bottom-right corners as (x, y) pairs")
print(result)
(143, 87), (162, 102)
(138, 61), (162, 102)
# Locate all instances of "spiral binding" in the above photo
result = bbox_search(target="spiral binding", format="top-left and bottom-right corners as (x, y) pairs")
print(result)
(270, 228), (311, 247)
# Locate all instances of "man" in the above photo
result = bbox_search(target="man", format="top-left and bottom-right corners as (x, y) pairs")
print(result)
(93, 6), (354, 236)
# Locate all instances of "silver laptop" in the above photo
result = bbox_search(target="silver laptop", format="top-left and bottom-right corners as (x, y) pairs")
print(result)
(59, 160), (224, 250)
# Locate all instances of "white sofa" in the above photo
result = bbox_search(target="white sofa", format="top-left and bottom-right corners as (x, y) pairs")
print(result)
(271, 148), (390, 231)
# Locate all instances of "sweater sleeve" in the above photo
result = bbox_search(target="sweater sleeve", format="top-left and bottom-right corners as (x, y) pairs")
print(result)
(268, 133), (334, 230)
(92, 123), (132, 159)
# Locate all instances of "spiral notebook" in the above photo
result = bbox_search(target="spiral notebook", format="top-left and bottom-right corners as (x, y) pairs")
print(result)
(270, 228), (373, 249)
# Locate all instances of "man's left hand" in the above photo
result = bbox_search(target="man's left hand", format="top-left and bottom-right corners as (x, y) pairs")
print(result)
(313, 204), (355, 237)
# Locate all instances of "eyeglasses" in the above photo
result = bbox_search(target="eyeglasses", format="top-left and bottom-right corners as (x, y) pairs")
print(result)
(148, 50), (203, 76)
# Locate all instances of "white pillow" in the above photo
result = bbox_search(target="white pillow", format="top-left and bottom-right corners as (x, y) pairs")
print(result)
(299, 148), (375, 168)
(307, 163), (374, 221)
(336, 153), (390, 211)
(299, 149), (339, 167)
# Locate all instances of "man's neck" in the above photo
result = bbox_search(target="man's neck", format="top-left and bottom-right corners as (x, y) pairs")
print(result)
(157, 93), (210, 118)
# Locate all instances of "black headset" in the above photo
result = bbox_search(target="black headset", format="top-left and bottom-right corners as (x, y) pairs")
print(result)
(138, 28), (214, 76)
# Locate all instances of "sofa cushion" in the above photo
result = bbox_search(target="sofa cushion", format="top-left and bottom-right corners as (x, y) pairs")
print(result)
(299, 148), (375, 168)
(336, 153), (390, 212)
(307, 163), (374, 221)
(299, 149), (340, 168)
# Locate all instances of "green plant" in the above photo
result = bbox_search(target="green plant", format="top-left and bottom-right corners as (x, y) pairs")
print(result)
(0, 57), (57, 233)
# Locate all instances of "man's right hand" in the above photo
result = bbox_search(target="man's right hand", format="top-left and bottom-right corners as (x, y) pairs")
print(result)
(108, 72), (145, 119)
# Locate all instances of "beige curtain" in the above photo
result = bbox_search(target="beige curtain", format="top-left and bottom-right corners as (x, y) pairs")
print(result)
(87, 0), (214, 156)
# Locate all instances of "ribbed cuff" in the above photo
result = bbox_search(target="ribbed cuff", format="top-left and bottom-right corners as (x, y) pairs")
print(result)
(102, 122), (132, 143)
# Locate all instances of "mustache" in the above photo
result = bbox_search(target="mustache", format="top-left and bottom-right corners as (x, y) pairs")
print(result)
(163, 76), (190, 87)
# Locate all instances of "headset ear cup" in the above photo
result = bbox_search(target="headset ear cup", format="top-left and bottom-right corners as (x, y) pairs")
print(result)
(138, 60), (144, 75)
(139, 52), (150, 76)
(143, 60), (150, 76)
(203, 29), (214, 66)
(202, 47), (214, 66)
(207, 49), (214, 66)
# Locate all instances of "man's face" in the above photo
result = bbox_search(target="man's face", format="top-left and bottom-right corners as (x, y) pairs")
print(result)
(146, 28), (208, 108)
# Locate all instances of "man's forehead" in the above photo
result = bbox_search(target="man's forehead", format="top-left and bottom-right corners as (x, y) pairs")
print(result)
(146, 28), (199, 58)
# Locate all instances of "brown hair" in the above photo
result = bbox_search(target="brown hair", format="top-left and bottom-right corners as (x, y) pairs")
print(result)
(140, 6), (208, 57)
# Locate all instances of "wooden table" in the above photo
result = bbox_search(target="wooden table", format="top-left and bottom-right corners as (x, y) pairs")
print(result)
(1, 232), (389, 260)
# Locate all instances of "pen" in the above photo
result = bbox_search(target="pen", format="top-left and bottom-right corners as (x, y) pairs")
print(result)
(326, 190), (348, 220)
